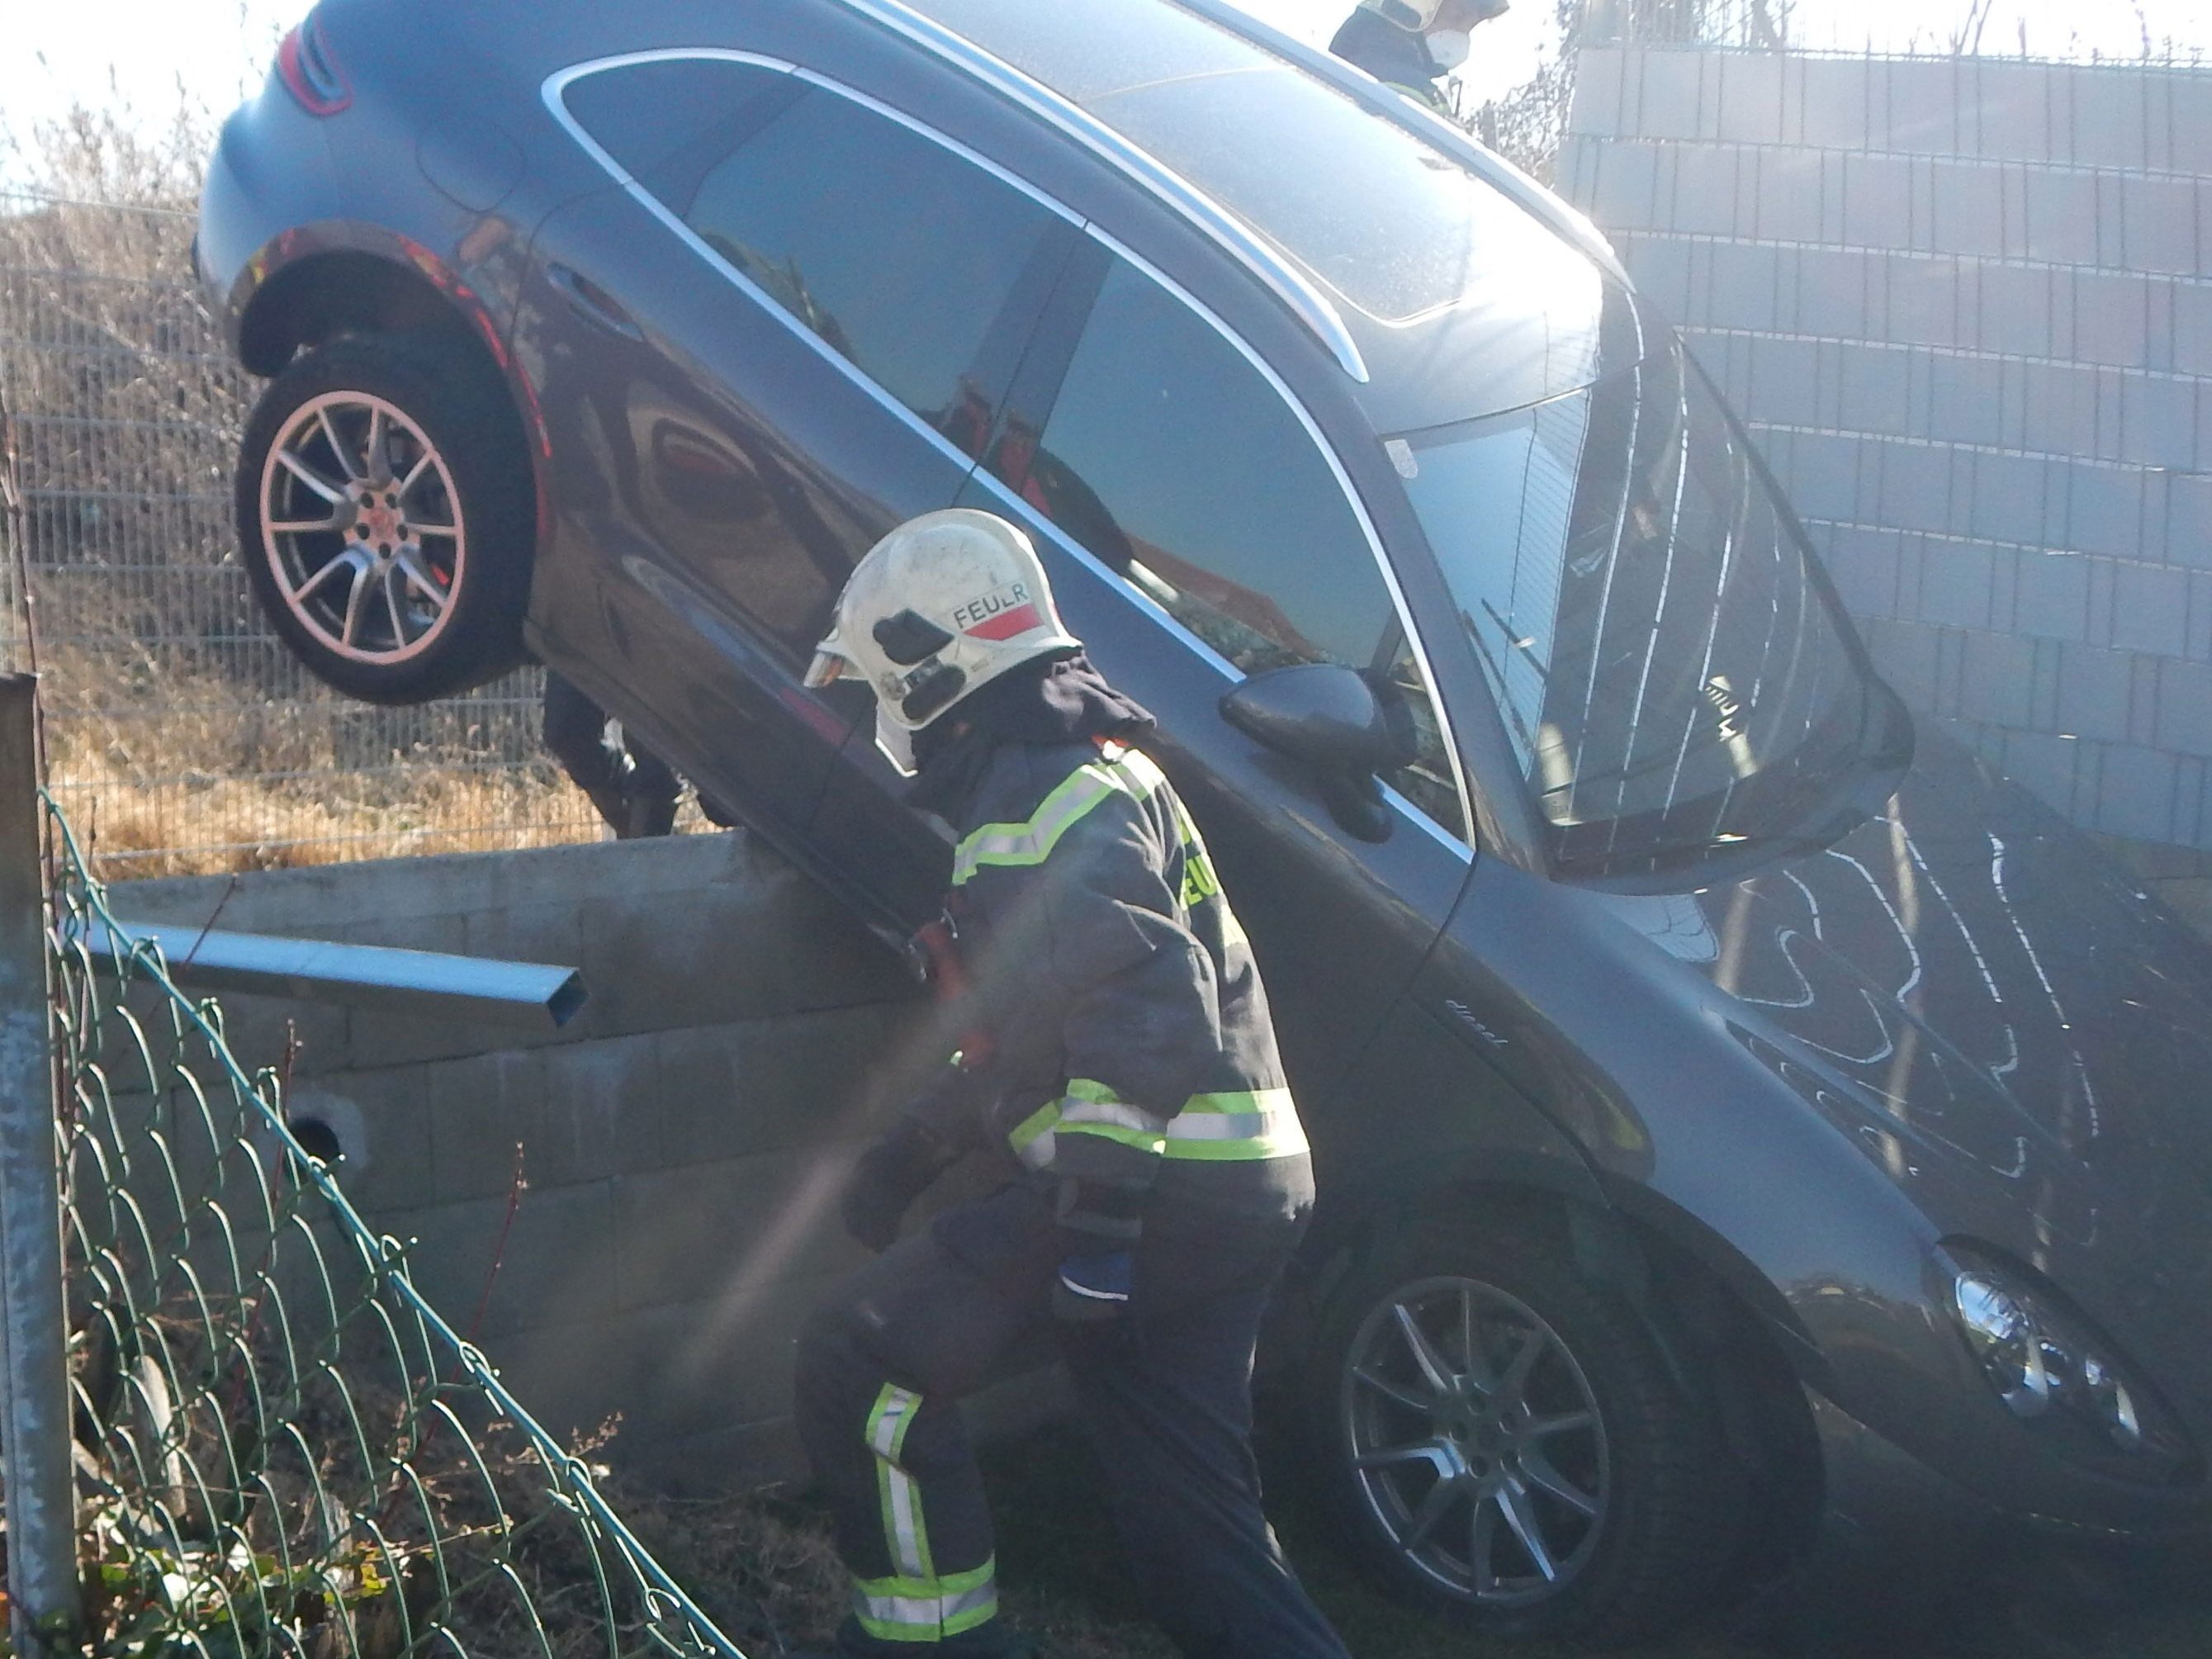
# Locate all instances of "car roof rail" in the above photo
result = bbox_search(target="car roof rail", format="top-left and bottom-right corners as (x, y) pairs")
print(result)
(833, 0), (1371, 385)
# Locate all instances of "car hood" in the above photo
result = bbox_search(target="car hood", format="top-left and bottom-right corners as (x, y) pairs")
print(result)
(1350, 243), (1632, 437)
(1670, 723), (2212, 1391)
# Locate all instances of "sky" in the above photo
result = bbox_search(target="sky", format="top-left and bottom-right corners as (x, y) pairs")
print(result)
(0, 0), (2204, 172)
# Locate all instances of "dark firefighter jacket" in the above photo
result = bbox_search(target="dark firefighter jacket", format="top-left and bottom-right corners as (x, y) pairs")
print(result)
(907, 654), (1315, 1256)
(1329, 7), (1452, 110)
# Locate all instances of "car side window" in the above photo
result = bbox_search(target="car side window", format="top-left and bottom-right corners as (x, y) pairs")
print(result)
(561, 58), (793, 187)
(674, 85), (1062, 457)
(991, 256), (1466, 840)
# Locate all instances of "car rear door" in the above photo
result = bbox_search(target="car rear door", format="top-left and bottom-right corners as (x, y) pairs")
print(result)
(514, 51), (1077, 836)
(817, 230), (1475, 1110)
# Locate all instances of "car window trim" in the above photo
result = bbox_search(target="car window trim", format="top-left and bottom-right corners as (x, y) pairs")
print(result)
(542, 49), (1076, 480)
(544, 50), (1471, 856)
(549, 49), (1086, 224)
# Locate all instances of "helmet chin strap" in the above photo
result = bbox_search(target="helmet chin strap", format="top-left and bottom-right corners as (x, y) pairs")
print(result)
(874, 707), (919, 777)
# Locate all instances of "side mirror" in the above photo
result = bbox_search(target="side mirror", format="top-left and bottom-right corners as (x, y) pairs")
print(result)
(1220, 664), (1413, 842)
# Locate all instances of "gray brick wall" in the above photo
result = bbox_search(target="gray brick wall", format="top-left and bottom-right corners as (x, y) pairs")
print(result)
(1562, 46), (2212, 851)
(114, 832), (931, 1485)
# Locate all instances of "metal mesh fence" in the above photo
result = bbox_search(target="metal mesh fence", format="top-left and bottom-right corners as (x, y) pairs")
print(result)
(44, 792), (752, 1659)
(0, 187), (600, 880)
(1582, 0), (1786, 48)
(1581, 0), (2207, 58)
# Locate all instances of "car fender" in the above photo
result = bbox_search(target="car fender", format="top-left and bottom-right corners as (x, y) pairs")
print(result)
(227, 220), (509, 367)
(1313, 985), (1830, 1383)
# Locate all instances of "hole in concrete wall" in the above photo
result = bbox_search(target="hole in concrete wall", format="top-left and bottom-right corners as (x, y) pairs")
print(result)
(287, 1115), (344, 1172)
(272, 1092), (368, 1187)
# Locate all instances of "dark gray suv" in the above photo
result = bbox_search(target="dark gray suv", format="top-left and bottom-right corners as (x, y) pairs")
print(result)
(199, 0), (2212, 1642)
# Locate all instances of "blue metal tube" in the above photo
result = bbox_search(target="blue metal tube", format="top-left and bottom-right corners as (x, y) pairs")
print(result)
(75, 916), (589, 1029)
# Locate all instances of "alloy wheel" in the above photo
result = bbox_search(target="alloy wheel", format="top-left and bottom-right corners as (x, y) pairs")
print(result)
(1342, 1274), (1611, 1607)
(258, 391), (466, 664)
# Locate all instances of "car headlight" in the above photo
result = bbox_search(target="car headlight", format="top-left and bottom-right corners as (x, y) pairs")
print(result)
(1944, 1244), (2196, 1482)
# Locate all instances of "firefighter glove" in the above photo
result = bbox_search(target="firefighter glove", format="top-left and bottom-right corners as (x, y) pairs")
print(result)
(840, 1117), (958, 1253)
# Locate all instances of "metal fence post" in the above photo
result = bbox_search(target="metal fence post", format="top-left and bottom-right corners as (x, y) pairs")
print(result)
(0, 672), (79, 1656)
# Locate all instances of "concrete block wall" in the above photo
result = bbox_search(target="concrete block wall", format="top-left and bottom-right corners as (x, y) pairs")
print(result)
(1560, 47), (2212, 855)
(111, 831), (933, 1482)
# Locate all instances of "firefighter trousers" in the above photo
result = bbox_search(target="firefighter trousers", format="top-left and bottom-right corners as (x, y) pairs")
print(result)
(793, 1182), (1350, 1659)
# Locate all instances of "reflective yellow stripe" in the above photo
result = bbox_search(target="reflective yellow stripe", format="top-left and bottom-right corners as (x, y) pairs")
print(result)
(1007, 1088), (1306, 1165)
(866, 1384), (931, 1582)
(1114, 747), (1168, 791)
(1164, 1087), (1308, 1161)
(1007, 1099), (1059, 1158)
(952, 751), (1167, 884)
(854, 1557), (998, 1644)
(1061, 1095), (1168, 1146)
(1180, 1088), (1295, 1114)
(1163, 1116), (1309, 1161)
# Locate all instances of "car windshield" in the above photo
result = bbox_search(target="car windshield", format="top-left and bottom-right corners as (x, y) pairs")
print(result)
(897, 0), (1570, 325)
(1396, 339), (1883, 879)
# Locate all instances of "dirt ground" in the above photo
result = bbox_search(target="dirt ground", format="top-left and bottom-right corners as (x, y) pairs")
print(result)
(613, 1424), (2211, 1659)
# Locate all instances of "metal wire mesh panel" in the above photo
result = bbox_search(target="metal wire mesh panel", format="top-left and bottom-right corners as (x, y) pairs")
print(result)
(0, 189), (599, 879)
(45, 797), (750, 1659)
(1583, 0), (1795, 47)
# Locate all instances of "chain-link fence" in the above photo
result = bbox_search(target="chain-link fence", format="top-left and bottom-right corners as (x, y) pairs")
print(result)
(21, 769), (755, 1659)
(0, 187), (599, 881)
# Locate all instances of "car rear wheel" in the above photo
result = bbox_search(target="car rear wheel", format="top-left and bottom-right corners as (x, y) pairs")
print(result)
(236, 333), (533, 704)
(1308, 1221), (1744, 1646)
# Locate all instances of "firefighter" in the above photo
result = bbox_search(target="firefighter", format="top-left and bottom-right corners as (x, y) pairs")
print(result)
(1329, 0), (1510, 112)
(542, 671), (739, 837)
(791, 510), (1348, 1659)
(542, 671), (681, 838)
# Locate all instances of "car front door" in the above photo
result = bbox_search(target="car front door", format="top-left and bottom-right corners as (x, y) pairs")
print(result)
(514, 51), (1075, 837)
(818, 230), (1475, 1112)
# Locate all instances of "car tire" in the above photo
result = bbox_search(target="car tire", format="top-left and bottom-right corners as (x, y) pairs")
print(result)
(1306, 1219), (1745, 1646)
(235, 333), (533, 704)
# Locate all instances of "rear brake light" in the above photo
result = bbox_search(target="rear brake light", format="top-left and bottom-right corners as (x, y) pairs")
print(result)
(277, 17), (351, 116)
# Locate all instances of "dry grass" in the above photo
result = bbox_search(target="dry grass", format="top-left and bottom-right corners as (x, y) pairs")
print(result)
(28, 645), (601, 881)
(49, 731), (599, 882)
(2, 102), (602, 884)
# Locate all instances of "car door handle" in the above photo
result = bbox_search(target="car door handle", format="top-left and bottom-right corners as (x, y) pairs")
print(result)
(547, 262), (644, 342)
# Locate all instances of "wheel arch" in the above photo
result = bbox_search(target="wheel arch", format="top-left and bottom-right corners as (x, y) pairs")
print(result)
(238, 245), (494, 377)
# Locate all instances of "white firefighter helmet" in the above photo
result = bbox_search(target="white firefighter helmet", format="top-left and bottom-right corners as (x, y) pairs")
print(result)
(804, 509), (1079, 774)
